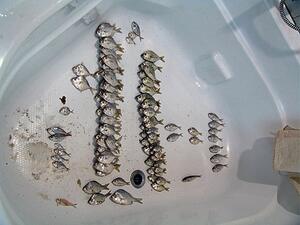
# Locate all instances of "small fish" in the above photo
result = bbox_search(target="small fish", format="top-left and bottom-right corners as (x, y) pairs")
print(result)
(139, 84), (161, 95)
(148, 175), (158, 183)
(139, 131), (148, 139)
(143, 116), (163, 126)
(103, 105), (121, 117)
(100, 48), (122, 62)
(140, 138), (150, 147)
(100, 80), (122, 93)
(155, 176), (170, 186)
(128, 31), (137, 41)
(102, 69), (123, 87)
(208, 128), (222, 135)
(141, 98), (160, 110)
(59, 96), (66, 105)
(141, 50), (165, 63)
(93, 162), (120, 175)
(101, 55), (122, 72)
(53, 148), (71, 157)
(99, 124), (120, 136)
(125, 36), (135, 45)
(210, 154), (228, 164)
(100, 37), (124, 52)
(52, 161), (69, 171)
(56, 198), (77, 208)
(151, 143), (164, 152)
(189, 136), (203, 145)
(131, 21), (143, 41)
(145, 127), (159, 134)
(96, 23), (121, 38)
(208, 134), (222, 143)
(135, 93), (155, 103)
(51, 154), (69, 162)
(88, 191), (111, 205)
(208, 120), (224, 129)
(82, 180), (109, 194)
(208, 113), (223, 122)
(70, 76), (95, 94)
(151, 183), (169, 192)
(182, 175), (202, 182)
(110, 189), (143, 205)
(209, 145), (223, 153)
(142, 146), (151, 155)
(105, 136), (122, 150)
(188, 127), (202, 136)
(95, 134), (108, 148)
(100, 90), (124, 103)
(142, 77), (160, 89)
(147, 167), (166, 176)
(96, 151), (119, 164)
(72, 63), (91, 76)
(140, 61), (162, 72)
(59, 106), (73, 116)
(164, 123), (181, 132)
(48, 133), (70, 142)
(112, 177), (130, 186)
(212, 164), (228, 173)
(140, 107), (160, 117)
(46, 127), (71, 136)
(144, 157), (155, 167)
(99, 114), (121, 127)
(148, 132), (160, 141)
(139, 64), (156, 80)
(167, 133), (183, 142)
(150, 152), (165, 161)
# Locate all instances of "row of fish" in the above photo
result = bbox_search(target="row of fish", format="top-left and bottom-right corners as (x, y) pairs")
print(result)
(207, 113), (228, 172)
(136, 50), (170, 192)
(125, 21), (143, 45)
(93, 22), (124, 177)
(82, 180), (142, 205)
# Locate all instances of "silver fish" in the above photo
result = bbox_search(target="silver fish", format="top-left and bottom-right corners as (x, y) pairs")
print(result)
(155, 176), (170, 186)
(210, 154), (228, 164)
(112, 177), (130, 186)
(97, 151), (119, 164)
(139, 131), (148, 139)
(148, 174), (158, 183)
(82, 180), (109, 194)
(135, 93), (155, 103)
(70, 76), (95, 94)
(142, 146), (151, 155)
(103, 105), (121, 117)
(182, 175), (202, 182)
(208, 128), (222, 135)
(131, 21), (143, 41)
(100, 37), (124, 52)
(102, 64), (124, 75)
(151, 183), (169, 192)
(140, 107), (160, 117)
(96, 146), (109, 154)
(102, 69), (123, 87)
(167, 133), (183, 142)
(110, 189), (143, 205)
(147, 167), (166, 176)
(99, 124), (120, 136)
(139, 84), (161, 95)
(139, 64), (156, 80)
(72, 63), (91, 76)
(96, 23), (121, 37)
(125, 36), (135, 45)
(46, 127), (71, 136)
(100, 90), (124, 103)
(93, 162), (120, 174)
(143, 116), (163, 126)
(208, 120), (224, 129)
(100, 80), (122, 93)
(208, 113), (223, 122)
(188, 127), (202, 136)
(208, 134), (222, 143)
(141, 61), (162, 72)
(53, 148), (71, 157)
(59, 106), (73, 116)
(48, 133), (70, 142)
(142, 77), (160, 89)
(141, 50), (165, 63)
(105, 136), (122, 150)
(209, 145), (223, 153)
(51, 154), (69, 162)
(212, 164), (228, 173)
(150, 152), (165, 161)
(52, 161), (69, 171)
(151, 144), (164, 152)
(100, 48), (122, 62)
(88, 191), (111, 205)
(95, 134), (108, 148)
(102, 55), (122, 72)
(145, 127), (159, 134)
(128, 31), (137, 40)
(99, 114), (121, 127)
(189, 136), (203, 145)
(148, 132), (160, 141)
(144, 157), (155, 167)
(164, 123), (181, 132)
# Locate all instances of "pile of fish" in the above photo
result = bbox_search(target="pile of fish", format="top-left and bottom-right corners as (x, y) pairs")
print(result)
(136, 50), (170, 192)
(82, 180), (142, 205)
(207, 113), (228, 172)
(93, 22), (124, 177)
(125, 21), (143, 45)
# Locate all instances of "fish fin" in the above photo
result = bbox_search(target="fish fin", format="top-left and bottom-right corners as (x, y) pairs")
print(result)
(104, 183), (110, 189)
(134, 198), (143, 204)
(105, 191), (112, 197)
(165, 187), (170, 191)
(166, 180), (171, 184)
(223, 154), (228, 158)
(67, 132), (72, 136)
(139, 36), (144, 41)
(157, 66), (163, 72)
(158, 119), (164, 125)
(178, 126), (182, 130)
(223, 164), (228, 167)
(220, 138), (223, 141)
(179, 133), (183, 137)
(160, 56), (165, 62)
(114, 164), (121, 172)
(115, 27), (122, 33)
(118, 68), (124, 75)
(72, 204), (77, 208)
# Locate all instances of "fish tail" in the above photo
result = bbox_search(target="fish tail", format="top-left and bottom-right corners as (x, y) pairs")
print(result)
(224, 154), (228, 158)
(67, 132), (72, 136)
(160, 56), (165, 62)
(157, 89), (161, 94)
(158, 119), (164, 125)
(157, 66), (163, 72)
(104, 183), (110, 189)
(224, 164), (228, 167)
(105, 191), (112, 197)
(179, 133), (183, 137)
(219, 137), (223, 141)
(114, 164), (121, 172)
(135, 198), (143, 204)
(166, 180), (171, 184)
(72, 204), (77, 208)
(139, 36), (144, 41)
(165, 187), (170, 191)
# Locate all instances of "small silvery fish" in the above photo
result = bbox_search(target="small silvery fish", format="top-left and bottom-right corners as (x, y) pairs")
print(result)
(208, 120), (224, 129)
(208, 113), (223, 122)
(154, 176), (170, 186)
(140, 107), (160, 117)
(100, 37), (124, 52)
(88, 191), (111, 205)
(142, 146), (151, 155)
(100, 48), (122, 62)
(150, 152), (165, 161)
(100, 115), (121, 127)
(112, 177), (130, 186)
(208, 134), (222, 143)
(51, 154), (69, 162)
(139, 131), (148, 139)
(53, 148), (71, 157)
(56, 198), (76, 208)
(182, 175), (202, 182)
(125, 36), (135, 45)
(135, 93), (155, 103)
(145, 127), (159, 134)
(142, 77), (160, 89)
(105, 136), (122, 150)
(144, 157), (155, 167)
(189, 136), (203, 145)
(110, 189), (143, 205)
(208, 128), (221, 135)
(46, 127), (71, 136)
(52, 161), (69, 171)
(209, 145), (223, 153)
(148, 132), (160, 141)
(72, 63), (91, 76)
(143, 116), (163, 126)
(147, 167), (166, 176)
(212, 164), (228, 173)
(139, 84), (161, 95)
(128, 31), (137, 42)
(210, 154), (228, 164)
(142, 98), (160, 110)
(151, 183), (169, 192)
(48, 133), (71, 142)
(59, 106), (73, 116)
(100, 81), (122, 93)
(97, 151), (118, 164)
(71, 76), (95, 94)
(93, 162), (120, 175)
(100, 90), (124, 103)
(102, 69), (123, 87)
(103, 105), (121, 117)
(102, 55), (122, 71)
(82, 180), (109, 194)
(131, 21), (143, 41)
(95, 134), (108, 148)
(139, 64), (156, 80)
(141, 50), (165, 63)
(96, 23), (121, 38)
(140, 61), (162, 72)
(167, 133), (183, 142)
(164, 123), (181, 132)
(54, 143), (64, 149)
(188, 127), (202, 136)
(99, 124), (120, 136)
(140, 138), (150, 147)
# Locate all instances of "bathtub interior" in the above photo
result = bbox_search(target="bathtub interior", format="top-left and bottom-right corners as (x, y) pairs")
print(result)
(0, 0), (299, 225)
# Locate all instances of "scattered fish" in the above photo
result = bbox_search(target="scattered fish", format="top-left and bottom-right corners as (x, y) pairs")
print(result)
(70, 76), (95, 94)
(208, 120), (224, 129)
(182, 175), (202, 182)
(164, 123), (181, 132)
(209, 145), (223, 153)
(88, 191), (111, 205)
(166, 133), (183, 142)
(52, 161), (69, 171)
(56, 198), (77, 208)
(112, 177), (130, 186)
(189, 136), (203, 145)
(212, 164), (228, 173)
(82, 180), (109, 194)
(96, 23), (121, 38)
(188, 127), (202, 136)
(72, 63), (91, 76)
(210, 154), (228, 164)
(141, 50), (165, 63)
(59, 106), (73, 116)
(131, 21), (143, 41)
(208, 134), (222, 143)
(208, 113), (223, 122)
(110, 189), (143, 205)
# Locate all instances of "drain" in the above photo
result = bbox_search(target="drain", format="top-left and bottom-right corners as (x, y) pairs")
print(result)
(130, 170), (145, 188)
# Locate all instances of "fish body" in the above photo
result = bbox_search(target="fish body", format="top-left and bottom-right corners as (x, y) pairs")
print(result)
(143, 116), (163, 126)
(141, 98), (160, 110)
(154, 176), (170, 185)
(208, 128), (221, 135)
(208, 134), (222, 143)
(93, 162), (120, 175)
(100, 90), (124, 103)
(212, 164), (228, 173)
(142, 77), (160, 89)
(147, 167), (166, 176)
(102, 69), (123, 86)
(164, 123), (181, 132)
(72, 63), (91, 76)
(141, 50), (165, 63)
(140, 64), (156, 80)
(88, 191), (111, 205)
(52, 161), (69, 171)
(209, 145), (223, 153)
(48, 133), (71, 142)
(110, 189), (143, 205)
(135, 93), (155, 103)
(71, 76), (95, 94)
(189, 136), (203, 145)
(100, 48), (122, 62)
(140, 107), (160, 117)
(97, 151), (119, 164)
(188, 127), (202, 136)
(208, 113), (223, 122)
(51, 154), (69, 162)
(100, 81), (122, 93)
(139, 84), (160, 95)
(210, 154), (228, 164)
(148, 175), (158, 183)
(140, 61), (162, 72)
(105, 136), (122, 150)
(125, 36), (135, 44)
(131, 21), (143, 41)
(82, 180), (109, 194)
(99, 124), (120, 136)
(96, 23), (121, 37)
(99, 114), (121, 126)
(112, 177), (130, 186)
(56, 198), (76, 208)
(208, 120), (224, 129)
(102, 55), (121, 71)
(140, 138), (150, 147)
(103, 105), (121, 117)
(59, 106), (73, 116)
(46, 127), (71, 136)
(182, 175), (202, 182)
(151, 183), (169, 192)
(167, 133), (183, 142)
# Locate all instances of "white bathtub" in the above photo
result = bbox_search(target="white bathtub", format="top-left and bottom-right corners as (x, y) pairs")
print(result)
(0, 0), (299, 225)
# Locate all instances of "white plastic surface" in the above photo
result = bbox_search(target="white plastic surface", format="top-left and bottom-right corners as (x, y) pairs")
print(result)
(0, 0), (299, 225)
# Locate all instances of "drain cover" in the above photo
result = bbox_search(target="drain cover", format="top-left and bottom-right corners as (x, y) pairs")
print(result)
(130, 170), (145, 188)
